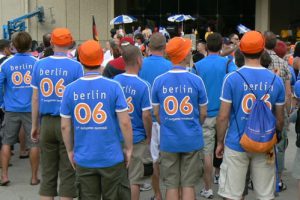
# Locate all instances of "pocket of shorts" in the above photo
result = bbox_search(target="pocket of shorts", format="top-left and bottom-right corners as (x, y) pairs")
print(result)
(218, 163), (228, 192)
(143, 162), (153, 177)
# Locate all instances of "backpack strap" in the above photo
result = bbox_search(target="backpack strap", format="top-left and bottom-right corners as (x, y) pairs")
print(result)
(235, 70), (257, 97)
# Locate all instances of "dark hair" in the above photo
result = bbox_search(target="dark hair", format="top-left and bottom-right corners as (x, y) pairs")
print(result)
(0, 39), (10, 51)
(264, 31), (277, 50)
(193, 52), (205, 63)
(234, 49), (245, 68)
(294, 42), (300, 58)
(12, 32), (32, 53)
(134, 33), (145, 43)
(228, 33), (238, 40)
(31, 40), (39, 52)
(243, 50), (264, 59)
(206, 33), (223, 52)
(42, 33), (51, 48)
(260, 51), (272, 68)
(83, 64), (100, 70)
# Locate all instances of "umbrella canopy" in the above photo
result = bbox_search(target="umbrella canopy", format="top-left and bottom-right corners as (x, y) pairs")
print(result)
(110, 15), (137, 25)
(167, 14), (195, 22)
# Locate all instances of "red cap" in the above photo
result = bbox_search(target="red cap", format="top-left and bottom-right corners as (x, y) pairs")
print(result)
(79, 40), (103, 67)
(120, 37), (134, 46)
(240, 31), (265, 54)
(51, 28), (74, 47)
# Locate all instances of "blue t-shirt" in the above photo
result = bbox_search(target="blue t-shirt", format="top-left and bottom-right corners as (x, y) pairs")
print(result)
(0, 53), (37, 112)
(152, 69), (208, 153)
(220, 66), (286, 152)
(294, 80), (300, 98)
(60, 75), (129, 168)
(114, 73), (152, 144)
(31, 56), (84, 116)
(195, 54), (237, 117)
(139, 55), (172, 86)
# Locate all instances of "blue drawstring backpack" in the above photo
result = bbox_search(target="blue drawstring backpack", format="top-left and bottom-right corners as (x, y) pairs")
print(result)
(235, 71), (277, 153)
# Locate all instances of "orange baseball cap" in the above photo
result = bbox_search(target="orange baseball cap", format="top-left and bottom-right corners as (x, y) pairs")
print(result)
(166, 37), (192, 64)
(79, 40), (103, 67)
(240, 31), (265, 54)
(51, 28), (74, 46)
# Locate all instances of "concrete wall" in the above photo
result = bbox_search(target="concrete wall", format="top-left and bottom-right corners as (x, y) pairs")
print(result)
(0, 0), (114, 43)
(255, 0), (270, 33)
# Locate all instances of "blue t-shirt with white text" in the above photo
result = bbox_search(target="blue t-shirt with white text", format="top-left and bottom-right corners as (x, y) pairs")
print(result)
(31, 56), (83, 116)
(60, 75), (128, 168)
(114, 73), (152, 144)
(220, 66), (285, 152)
(0, 53), (37, 112)
(152, 69), (208, 153)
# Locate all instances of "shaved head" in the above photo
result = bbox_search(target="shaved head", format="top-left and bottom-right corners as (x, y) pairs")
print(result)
(122, 45), (142, 66)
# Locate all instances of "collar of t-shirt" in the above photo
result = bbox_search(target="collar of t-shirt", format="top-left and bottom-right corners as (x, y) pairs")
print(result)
(242, 65), (266, 70)
(122, 73), (138, 77)
(170, 66), (188, 72)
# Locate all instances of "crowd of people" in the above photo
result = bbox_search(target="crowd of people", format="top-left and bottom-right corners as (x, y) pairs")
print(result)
(0, 25), (300, 200)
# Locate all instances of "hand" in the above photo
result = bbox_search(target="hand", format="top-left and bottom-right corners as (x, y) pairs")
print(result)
(124, 147), (133, 168)
(67, 151), (76, 170)
(31, 126), (40, 143)
(215, 143), (224, 158)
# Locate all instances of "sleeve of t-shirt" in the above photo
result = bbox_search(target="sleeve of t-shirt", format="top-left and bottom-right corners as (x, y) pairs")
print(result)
(197, 77), (208, 106)
(60, 86), (72, 118)
(151, 79), (159, 105)
(295, 80), (300, 99)
(115, 83), (129, 112)
(141, 84), (152, 111)
(276, 77), (286, 105)
(30, 62), (39, 89)
(0, 64), (6, 107)
(220, 75), (233, 103)
(228, 61), (237, 73)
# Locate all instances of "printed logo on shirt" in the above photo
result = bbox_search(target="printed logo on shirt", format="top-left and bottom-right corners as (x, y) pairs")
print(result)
(10, 64), (33, 88)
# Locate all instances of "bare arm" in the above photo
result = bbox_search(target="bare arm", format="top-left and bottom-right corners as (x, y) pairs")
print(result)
(117, 111), (133, 168)
(199, 105), (207, 125)
(215, 101), (231, 158)
(142, 110), (152, 144)
(61, 117), (75, 169)
(275, 105), (285, 132)
(31, 88), (40, 142)
(285, 80), (292, 114)
(153, 105), (160, 124)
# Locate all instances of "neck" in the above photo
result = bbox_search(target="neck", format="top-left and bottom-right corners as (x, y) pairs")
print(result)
(126, 66), (139, 75)
(244, 58), (261, 67)
(208, 51), (219, 55)
(84, 68), (101, 77)
(149, 50), (164, 56)
(53, 46), (69, 55)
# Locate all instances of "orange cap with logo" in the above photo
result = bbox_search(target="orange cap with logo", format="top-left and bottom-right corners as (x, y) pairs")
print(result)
(240, 31), (265, 54)
(79, 40), (103, 67)
(51, 28), (74, 47)
(166, 37), (192, 64)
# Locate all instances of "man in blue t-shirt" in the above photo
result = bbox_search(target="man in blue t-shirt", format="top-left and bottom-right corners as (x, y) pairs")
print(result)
(0, 32), (39, 186)
(114, 45), (152, 200)
(195, 33), (237, 198)
(61, 40), (133, 200)
(139, 33), (172, 200)
(216, 31), (285, 200)
(152, 37), (208, 200)
(30, 28), (83, 199)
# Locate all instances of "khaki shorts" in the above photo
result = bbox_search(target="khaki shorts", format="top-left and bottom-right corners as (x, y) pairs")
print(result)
(1, 112), (37, 148)
(218, 146), (275, 200)
(128, 140), (153, 185)
(292, 148), (300, 179)
(76, 162), (130, 200)
(202, 117), (216, 155)
(39, 116), (76, 197)
(160, 150), (202, 189)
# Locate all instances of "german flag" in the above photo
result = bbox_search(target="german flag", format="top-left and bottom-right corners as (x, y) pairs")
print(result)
(92, 16), (99, 41)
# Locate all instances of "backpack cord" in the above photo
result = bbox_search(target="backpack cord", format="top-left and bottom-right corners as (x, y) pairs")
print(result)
(231, 71), (276, 140)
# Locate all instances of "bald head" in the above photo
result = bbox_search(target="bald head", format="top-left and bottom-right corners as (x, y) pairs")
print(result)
(149, 33), (166, 52)
(264, 31), (277, 50)
(122, 45), (142, 67)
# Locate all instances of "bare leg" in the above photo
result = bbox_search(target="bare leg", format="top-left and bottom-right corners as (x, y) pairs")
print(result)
(30, 147), (40, 183)
(1, 144), (11, 183)
(166, 188), (179, 200)
(152, 162), (162, 200)
(182, 187), (195, 200)
(204, 154), (213, 190)
(131, 184), (140, 200)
